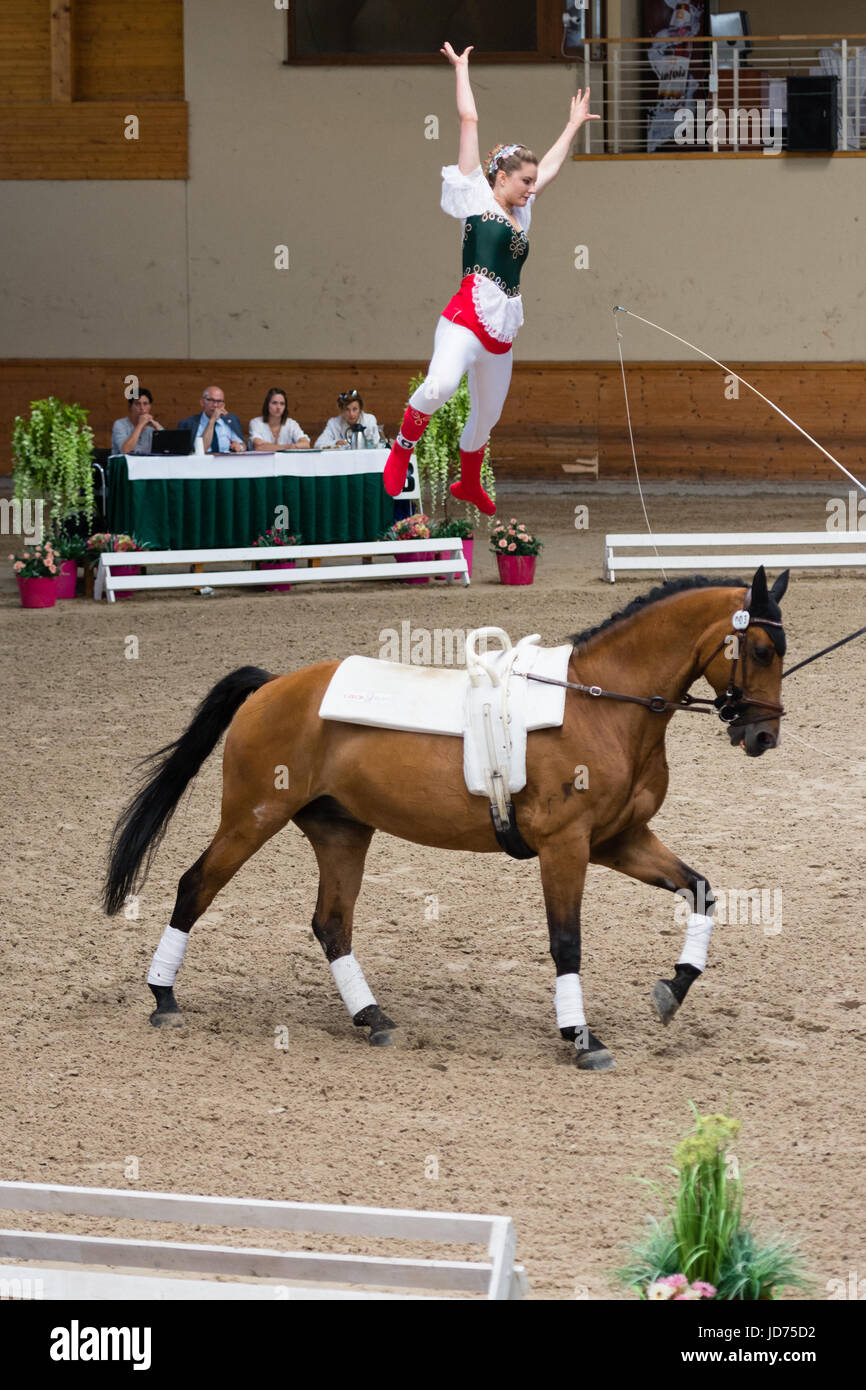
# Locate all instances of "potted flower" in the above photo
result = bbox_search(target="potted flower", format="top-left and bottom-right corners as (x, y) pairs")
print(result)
(9, 542), (60, 608)
(49, 530), (88, 600)
(489, 518), (543, 585)
(615, 1107), (811, 1301)
(381, 513), (433, 584)
(251, 527), (303, 592)
(12, 396), (95, 531)
(87, 532), (152, 599)
(430, 515), (475, 579)
(406, 372), (495, 518)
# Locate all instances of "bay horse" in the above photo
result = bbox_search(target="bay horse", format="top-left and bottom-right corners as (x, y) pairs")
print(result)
(104, 565), (789, 1070)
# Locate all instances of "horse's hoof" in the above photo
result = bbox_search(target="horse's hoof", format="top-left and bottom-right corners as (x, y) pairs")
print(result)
(369, 1029), (394, 1047)
(652, 979), (679, 1026)
(576, 1046), (616, 1071)
(149, 1007), (183, 1029)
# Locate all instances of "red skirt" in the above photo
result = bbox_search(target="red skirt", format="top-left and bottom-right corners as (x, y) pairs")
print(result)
(441, 275), (514, 355)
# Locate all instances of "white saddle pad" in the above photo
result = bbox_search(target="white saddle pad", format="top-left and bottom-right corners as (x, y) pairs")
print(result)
(318, 635), (572, 796)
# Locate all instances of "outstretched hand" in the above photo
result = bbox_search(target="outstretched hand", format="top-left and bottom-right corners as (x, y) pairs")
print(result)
(569, 87), (600, 130)
(441, 41), (474, 67)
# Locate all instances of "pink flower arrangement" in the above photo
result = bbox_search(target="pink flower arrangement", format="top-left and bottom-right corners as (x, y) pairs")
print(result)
(384, 512), (431, 542)
(488, 518), (542, 557)
(646, 1275), (716, 1301)
(87, 532), (151, 557)
(9, 542), (59, 579)
(252, 528), (303, 548)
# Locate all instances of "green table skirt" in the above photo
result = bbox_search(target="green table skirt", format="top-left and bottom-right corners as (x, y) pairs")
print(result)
(107, 461), (395, 548)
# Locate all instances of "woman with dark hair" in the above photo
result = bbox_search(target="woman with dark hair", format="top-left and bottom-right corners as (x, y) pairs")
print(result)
(249, 387), (310, 451)
(382, 42), (597, 514)
(315, 388), (382, 448)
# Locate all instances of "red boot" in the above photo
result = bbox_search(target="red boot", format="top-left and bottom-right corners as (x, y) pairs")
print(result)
(449, 444), (496, 515)
(383, 407), (432, 497)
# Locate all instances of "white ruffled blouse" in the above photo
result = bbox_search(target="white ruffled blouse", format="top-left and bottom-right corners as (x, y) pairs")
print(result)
(440, 163), (535, 343)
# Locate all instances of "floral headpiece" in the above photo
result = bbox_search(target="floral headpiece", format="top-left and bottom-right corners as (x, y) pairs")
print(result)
(486, 143), (522, 176)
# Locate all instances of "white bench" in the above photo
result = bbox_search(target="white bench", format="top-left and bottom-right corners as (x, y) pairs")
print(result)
(94, 538), (470, 601)
(603, 531), (866, 583)
(0, 1181), (528, 1301)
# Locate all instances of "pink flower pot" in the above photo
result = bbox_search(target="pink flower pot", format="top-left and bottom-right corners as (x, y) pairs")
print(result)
(17, 575), (57, 608)
(257, 559), (295, 592)
(496, 553), (536, 586)
(55, 559), (78, 599)
(444, 536), (474, 581)
(112, 563), (142, 599)
(397, 549), (434, 583)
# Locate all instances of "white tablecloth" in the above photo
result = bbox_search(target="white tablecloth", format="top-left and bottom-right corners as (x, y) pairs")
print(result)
(121, 449), (390, 482)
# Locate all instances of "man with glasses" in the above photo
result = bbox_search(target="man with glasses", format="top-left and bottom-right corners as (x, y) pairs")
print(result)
(314, 388), (382, 448)
(178, 387), (246, 454)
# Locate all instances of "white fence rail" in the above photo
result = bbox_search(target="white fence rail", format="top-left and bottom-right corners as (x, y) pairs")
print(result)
(0, 1181), (528, 1301)
(94, 539), (470, 601)
(603, 531), (866, 582)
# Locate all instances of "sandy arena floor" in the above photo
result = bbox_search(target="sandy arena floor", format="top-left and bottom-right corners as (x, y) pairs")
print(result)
(1, 484), (864, 1299)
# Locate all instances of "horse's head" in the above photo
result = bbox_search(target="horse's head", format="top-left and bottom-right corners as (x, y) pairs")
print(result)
(700, 566), (789, 758)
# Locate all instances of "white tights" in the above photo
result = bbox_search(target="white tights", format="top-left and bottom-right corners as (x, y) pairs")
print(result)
(408, 317), (513, 452)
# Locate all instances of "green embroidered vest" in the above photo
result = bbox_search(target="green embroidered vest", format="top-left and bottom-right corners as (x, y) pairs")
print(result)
(461, 210), (529, 298)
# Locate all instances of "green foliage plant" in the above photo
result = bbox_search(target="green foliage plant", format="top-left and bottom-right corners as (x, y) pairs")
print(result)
(615, 1105), (812, 1300)
(12, 397), (95, 527)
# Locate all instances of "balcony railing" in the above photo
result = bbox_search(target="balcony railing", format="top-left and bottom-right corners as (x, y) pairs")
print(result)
(571, 35), (866, 156)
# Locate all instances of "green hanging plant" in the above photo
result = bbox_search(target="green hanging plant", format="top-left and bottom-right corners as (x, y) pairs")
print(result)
(12, 396), (95, 527)
(406, 372), (495, 521)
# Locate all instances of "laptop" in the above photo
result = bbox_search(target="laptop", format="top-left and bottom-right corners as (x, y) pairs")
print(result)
(150, 428), (193, 455)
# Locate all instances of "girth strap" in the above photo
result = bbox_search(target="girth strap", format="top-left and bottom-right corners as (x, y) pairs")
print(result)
(489, 802), (538, 860)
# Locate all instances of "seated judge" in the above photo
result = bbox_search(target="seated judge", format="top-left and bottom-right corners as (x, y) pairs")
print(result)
(111, 388), (164, 455)
(314, 388), (381, 448)
(178, 387), (245, 453)
(249, 388), (311, 451)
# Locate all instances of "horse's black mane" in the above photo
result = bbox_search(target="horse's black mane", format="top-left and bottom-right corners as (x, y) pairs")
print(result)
(570, 574), (747, 649)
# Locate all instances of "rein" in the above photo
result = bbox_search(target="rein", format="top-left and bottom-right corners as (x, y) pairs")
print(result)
(518, 617), (866, 725)
(516, 607), (788, 727)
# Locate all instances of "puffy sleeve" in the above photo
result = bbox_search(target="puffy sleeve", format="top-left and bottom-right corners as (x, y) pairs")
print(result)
(249, 417), (269, 442)
(440, 163), (491, 219)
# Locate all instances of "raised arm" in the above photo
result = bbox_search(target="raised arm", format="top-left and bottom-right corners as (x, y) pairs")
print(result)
(441, 41), (480, 174)
(535, 88), (600, 196)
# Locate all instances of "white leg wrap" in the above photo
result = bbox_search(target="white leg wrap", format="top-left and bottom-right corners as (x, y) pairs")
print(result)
(554, 972), (586, 1030)
(331, 952), (376, 1017)
(147, 925), (189, 987)
(678, 913), (714, 973)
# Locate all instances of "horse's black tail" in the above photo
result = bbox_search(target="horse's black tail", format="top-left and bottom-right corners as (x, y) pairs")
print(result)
(103, 665), (273, 916)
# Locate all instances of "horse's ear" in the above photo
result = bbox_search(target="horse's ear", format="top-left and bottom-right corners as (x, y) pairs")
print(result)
(770, 569), (790, 604)
(749, 565), (769, 611)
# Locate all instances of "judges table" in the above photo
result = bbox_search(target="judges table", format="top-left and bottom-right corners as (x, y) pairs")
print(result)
(106, 450), (399, 549)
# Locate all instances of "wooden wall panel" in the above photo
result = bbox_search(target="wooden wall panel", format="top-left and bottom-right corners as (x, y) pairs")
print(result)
(73, 0), (184, 102)
(0, 102), (188, 178)
(0, 1), (51, 101)
(1, 360), (863, 483)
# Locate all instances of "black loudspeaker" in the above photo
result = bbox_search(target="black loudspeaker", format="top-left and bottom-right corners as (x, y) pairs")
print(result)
(787, 76), (839, 152)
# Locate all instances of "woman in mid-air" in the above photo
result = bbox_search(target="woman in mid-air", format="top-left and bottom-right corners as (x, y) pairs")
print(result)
(383, 41), (598, 515)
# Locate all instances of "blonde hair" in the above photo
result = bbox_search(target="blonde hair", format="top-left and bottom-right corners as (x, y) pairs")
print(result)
(484, 143), (538, 188)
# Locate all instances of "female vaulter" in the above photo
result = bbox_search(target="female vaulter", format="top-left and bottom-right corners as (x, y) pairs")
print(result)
(382, 41), (598, 515)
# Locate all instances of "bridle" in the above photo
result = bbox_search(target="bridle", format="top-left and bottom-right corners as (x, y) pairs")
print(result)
(690, 607), (785, 727)
(517, 603), (786, 726)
